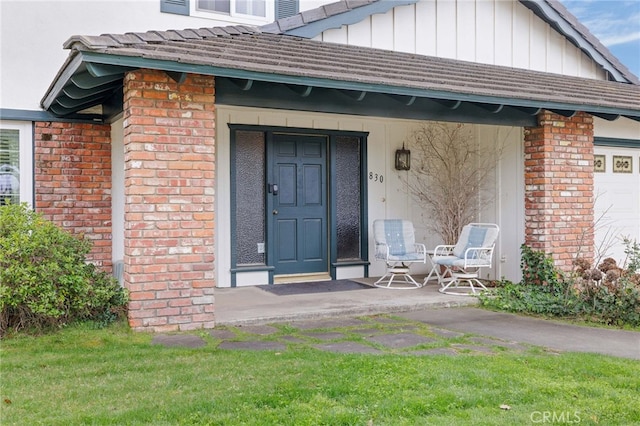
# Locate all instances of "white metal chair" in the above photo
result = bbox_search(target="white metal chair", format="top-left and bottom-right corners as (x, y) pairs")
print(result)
(424, 223), (499, 295)
(373, 219), (427, 289)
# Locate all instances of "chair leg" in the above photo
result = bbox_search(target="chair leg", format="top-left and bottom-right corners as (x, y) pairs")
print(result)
(438, 272), (488, 295)
(375, 263), (422, 289)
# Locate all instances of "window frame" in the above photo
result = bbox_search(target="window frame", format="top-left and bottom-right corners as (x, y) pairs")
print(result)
(192, 0), (274, 23)
(0, 121), (33, 206)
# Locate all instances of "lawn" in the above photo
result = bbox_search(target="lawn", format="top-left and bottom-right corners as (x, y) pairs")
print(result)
(1, 320), (639, 425)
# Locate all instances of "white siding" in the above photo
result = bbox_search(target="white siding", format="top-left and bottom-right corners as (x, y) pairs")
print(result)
(415, 0), (436, 56)
(111, 118), (125, 265)
(317, 0), (607, 80)
(0, 0), (291, 112)
(215, 106), (523, 287)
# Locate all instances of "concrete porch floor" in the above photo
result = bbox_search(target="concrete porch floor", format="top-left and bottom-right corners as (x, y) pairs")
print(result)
(214, 276), (479, 326)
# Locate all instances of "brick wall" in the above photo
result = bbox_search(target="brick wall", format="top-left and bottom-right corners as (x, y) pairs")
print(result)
(122, 69), (216, 332)
(524, 111), (595, 270)
(34, 122), (112, 270)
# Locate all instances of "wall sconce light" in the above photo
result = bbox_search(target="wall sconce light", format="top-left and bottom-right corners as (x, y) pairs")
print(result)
(395, 144), (411, 171)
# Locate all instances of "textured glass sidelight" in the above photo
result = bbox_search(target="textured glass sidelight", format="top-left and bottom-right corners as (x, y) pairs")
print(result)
(235, 130), (266, 265)
(335, 136), (361, 260)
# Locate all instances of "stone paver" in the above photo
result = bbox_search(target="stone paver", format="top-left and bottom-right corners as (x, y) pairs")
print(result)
(366, 333), (437, 349)
(149, 309), (638, 360)
(238, 325), (279, 335)
(303, 331), (346, 340)
(430, 328), (464, 338)
(152, 334), (206, 348)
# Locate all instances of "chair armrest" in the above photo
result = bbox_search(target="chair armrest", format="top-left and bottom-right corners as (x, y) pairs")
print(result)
(462, 247), (494, 267)
(432, 244), (455, 257)
(413, 243), (427, 262)
(375, 242), (390, 260)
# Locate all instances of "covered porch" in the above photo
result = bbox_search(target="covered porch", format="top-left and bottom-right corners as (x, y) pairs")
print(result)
(39, 26), (640, 331)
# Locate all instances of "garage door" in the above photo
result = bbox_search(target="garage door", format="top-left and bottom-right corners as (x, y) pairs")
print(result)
(594, 146), (640, 265)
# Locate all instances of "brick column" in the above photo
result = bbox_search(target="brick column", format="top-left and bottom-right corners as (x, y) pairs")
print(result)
(123, 69), (215, 332)
(524, 111), (595, 270)
(34, 122), (112, 270)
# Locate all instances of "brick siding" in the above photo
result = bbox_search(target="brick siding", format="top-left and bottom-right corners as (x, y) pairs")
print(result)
(122, 69), (216, 332)
(34, 122), (112, 270)
(524, 111), (595, 270)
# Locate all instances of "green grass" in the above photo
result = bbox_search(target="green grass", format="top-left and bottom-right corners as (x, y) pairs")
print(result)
(1, 320), (639, 425)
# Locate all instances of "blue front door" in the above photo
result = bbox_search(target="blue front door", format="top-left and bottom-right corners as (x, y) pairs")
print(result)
(268, 134), (328, 275)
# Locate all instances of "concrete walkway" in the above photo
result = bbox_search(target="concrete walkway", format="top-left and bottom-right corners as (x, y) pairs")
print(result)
(214, 279), (478, 326)
(399, 308), (640, 360)
(162, 281), (640, 360)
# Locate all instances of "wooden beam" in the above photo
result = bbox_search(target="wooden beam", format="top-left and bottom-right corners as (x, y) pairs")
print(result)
(548, 108), (577, 118)
(512, 106), (542, 116)
(432, 99), (462, 110)
(387, 94), (417, 106)
(166, 71), (187, 84)
(70, 72), (122, 90)
(591, 112), (621, 121)
(287, 84), (313, 97)
(474, 102), (505, 113)
(63, 81), (120, 99)
(85, 62), (128, 78)
(339, 89), (367, 101)
(229, 78), (254, 91)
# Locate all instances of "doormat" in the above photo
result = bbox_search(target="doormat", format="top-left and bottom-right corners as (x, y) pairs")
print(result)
(258, 280), (374, 296)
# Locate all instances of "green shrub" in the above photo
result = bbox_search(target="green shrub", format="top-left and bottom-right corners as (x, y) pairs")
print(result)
(0, 203), (128, 336)
(481, 243), (640, 327)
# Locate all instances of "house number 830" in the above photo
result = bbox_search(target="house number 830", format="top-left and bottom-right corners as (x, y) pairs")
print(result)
(369, 172), (383, 183)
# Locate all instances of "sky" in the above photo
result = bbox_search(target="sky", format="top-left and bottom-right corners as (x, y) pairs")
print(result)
(560, 0), (640, 79)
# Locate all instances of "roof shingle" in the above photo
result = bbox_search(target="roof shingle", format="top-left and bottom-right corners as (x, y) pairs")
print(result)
(46, 25), (640, 119)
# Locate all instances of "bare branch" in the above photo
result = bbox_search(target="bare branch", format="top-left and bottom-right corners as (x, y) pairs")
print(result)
(401, 123), (506, 245)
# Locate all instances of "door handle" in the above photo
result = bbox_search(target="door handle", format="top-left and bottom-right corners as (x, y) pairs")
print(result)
(272, 209), (278, 215)
(268, 183), (279, 196)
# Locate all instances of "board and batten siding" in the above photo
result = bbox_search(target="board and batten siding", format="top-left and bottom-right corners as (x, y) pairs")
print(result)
(215, 105), (524, 287)
(316, 0), (605, 80)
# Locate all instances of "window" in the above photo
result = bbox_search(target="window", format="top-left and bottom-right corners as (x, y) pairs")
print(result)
(0, 122), (33, 206)
(197, 0), (266, 18)
(161, 0), (298, 21)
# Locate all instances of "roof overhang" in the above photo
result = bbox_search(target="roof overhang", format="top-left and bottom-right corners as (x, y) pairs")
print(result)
(520, 0), (634, 84)
(41, 29), (640, 125)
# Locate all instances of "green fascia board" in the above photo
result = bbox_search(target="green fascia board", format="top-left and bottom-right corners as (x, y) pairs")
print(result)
(0, 108), (103, 123)
(69, 52), (640, 119)
(595, 137), (640, 148)
(283, 0), (419, 38)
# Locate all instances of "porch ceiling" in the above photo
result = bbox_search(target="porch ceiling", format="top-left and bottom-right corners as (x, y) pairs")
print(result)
(41, 26), (640, 124)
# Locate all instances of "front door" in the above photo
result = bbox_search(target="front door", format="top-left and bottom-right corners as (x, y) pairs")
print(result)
(268, 134), (328, 275)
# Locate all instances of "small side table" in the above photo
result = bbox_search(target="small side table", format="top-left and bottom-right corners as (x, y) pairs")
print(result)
(423, 250), (439, 285)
